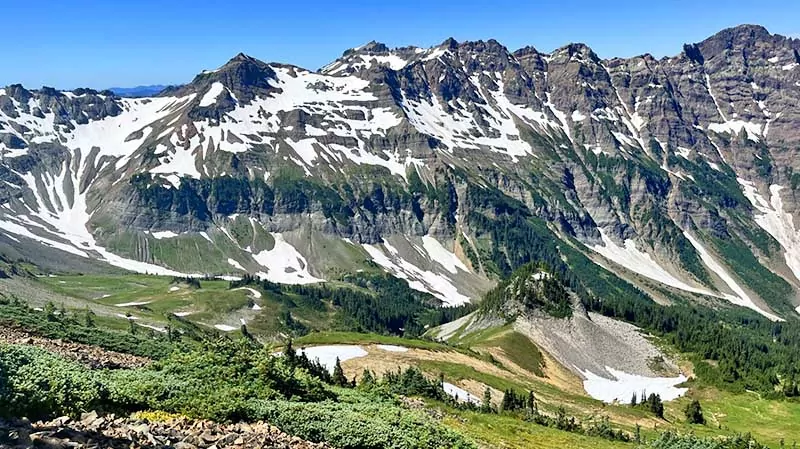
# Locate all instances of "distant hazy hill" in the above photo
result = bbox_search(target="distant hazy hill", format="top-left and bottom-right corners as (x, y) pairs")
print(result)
(106, 85), (169, 97)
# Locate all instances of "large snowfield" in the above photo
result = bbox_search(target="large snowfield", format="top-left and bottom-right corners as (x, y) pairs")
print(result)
(580, 367), (688, 404)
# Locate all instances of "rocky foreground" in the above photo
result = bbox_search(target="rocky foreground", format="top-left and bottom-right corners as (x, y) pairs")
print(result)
(0, 412), (329, 449)
(0, 325), (150, 369)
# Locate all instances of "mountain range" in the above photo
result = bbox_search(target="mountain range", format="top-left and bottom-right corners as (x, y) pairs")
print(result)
(1, 23), (800, 322)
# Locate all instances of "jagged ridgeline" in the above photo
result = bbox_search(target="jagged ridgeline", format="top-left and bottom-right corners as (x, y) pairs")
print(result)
(0, 25), (799, 320)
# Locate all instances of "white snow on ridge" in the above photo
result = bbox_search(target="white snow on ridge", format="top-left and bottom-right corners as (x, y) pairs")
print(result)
(151, 230), (180, 239)
(708, 120), (763, 142)
(2, 162), (187, 277)
(421, 236), (469, 274)
(199, 82), (227, 107)
(580, 367), (687, 404)
(739, 180), (800, 290)
(227, 258), (245, 271)
(252, 233), (323, 285)
(442, 382), (482, 405)
(297, 345), (368, 373)
(571, 110), (587, 121)
(683, 232), (783, 321)
(363, 241), (471, 306)
(591, 229), (715, 297)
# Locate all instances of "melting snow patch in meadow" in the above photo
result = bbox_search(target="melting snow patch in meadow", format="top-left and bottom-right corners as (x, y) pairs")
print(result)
(297, 345), (368, 373)
(235, 287), (262, 299)
(214, 324), (238, 332)
(442, 382), (482, 405)
(581, 367), (687, 403)
(173, 311), (193, 317)
(376, 345), (409, 353)
(116, 313), (139, 320)
(115, 301), (152, 307)
(252, 233), (323, 285)
(252, 303), (262, 311)
(362, 241), (471, 306)
(169, 286), (181, 292)
(137, 323), (166, 333)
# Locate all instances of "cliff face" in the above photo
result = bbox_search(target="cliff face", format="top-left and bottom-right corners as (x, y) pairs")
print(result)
(1, 25), (800, 317)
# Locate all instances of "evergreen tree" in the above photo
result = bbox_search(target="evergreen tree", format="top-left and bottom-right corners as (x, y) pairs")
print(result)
(647, 393), (664, 418)
(359, 369), (375, 388)
(481, 387), (494, 413)
(526, 391), (537, 416)
(283, 338), (296, 367)
(630, 392), (638, 406)
(684, 399), (705, 424)
(83, 307), (95, 327)
(332, 357), (348, 387)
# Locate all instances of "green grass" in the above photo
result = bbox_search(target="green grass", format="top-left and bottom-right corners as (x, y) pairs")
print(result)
(35, 274), (258, 330)
(443, 407), (632, 449)
(663, 388), (800, 448)
(487, 331), (545, 376)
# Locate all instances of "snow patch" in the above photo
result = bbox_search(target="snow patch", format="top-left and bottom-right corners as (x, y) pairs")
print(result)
(227, 258), (245, 271)
(376, 344), (409, 353)
(115, 301), (152, 307)
(199, 82), (227, 107)
(739, 181), (800, 294)
(297, 345), (368, 373)
(591, 229), (715, 296)
(252, 233), (323, 285)
(580, 367), (687, 403)
(421, 236), (468, 274)
(363, 241), (471, 305)
(235, 287), (262, 299)
(214, 324), (238, 332)
(442, 382), (482, 405)
(683, 231), (782, 321)
(151, 230), (179, 240)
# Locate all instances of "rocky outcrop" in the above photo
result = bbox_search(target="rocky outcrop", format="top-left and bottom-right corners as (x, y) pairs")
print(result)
(0, 413), (329, 449)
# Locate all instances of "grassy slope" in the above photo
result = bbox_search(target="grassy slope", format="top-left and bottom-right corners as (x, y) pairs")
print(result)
(10, 275), (800, 448)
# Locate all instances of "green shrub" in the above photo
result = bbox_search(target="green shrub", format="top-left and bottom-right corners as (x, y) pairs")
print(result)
(0, 345), (108, 420)
(248, 400), (475, 449)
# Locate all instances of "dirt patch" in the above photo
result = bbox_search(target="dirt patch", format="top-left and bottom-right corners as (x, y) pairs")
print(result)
(0, 324), (150, 369)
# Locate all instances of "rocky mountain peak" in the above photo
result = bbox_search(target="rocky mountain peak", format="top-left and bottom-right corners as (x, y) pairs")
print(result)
(553, 43), (601, 64)
(697, 24), (786, 60)
(171, 53), (278, 110)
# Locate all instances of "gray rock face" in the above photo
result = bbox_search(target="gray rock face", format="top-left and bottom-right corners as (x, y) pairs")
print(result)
(1, 25), (800, 316)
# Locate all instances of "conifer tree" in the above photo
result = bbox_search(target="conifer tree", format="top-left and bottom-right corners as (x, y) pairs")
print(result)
(684, 399), (705, 424)
(481, 387), (494, 413)
(332, 357), (348, 387)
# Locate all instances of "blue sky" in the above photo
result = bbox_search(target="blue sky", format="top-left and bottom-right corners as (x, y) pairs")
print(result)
(4, 0), (799, 89)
